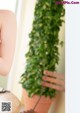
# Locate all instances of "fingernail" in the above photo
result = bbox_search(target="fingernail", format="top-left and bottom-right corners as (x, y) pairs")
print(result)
(44, 70), (47, 74)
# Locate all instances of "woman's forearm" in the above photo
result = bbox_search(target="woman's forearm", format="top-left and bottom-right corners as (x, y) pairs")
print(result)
(0, 57), (10, 76)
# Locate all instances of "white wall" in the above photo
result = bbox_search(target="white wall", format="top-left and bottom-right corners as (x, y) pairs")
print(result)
(0, 0), (16, 12)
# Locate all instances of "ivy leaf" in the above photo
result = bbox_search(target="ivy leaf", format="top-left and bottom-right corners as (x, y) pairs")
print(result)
(60, 41), (64, 47)
(20, 0), (65, 98)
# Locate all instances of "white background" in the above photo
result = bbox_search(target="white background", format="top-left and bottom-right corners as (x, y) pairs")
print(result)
(0, 0), (16, 12)
(66, 1), (80, 113)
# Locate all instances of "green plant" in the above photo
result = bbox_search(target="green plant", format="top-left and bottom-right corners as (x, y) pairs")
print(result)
(20, 0), (65, 98)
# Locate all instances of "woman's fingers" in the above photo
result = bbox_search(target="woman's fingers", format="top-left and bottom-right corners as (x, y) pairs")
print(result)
(0, 40), (1, 43)
(42, 70), (65, 91)
(43, 76), (64, 86)
(42, 81), (64, 91)
(44, 70), (65, 80)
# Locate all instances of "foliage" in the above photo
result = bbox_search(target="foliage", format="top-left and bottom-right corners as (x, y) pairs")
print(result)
(20, 0), (65, 98)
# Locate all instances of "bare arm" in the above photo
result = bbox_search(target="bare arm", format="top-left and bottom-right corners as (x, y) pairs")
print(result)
(0, 10), (17, 76)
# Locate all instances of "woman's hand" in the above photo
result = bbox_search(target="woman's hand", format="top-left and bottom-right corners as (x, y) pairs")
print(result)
(42, 70), (65, 91)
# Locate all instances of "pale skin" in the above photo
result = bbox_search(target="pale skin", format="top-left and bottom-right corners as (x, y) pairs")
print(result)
(0, 10), (17, 76)
(42, 70), (65, 91)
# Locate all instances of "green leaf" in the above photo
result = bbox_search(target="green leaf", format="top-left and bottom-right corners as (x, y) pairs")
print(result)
(20, 0), (65, 98)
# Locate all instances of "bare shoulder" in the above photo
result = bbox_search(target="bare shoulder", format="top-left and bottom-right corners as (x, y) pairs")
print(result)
(0, 10), (17, 27)
(0, 10), (16, 19)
